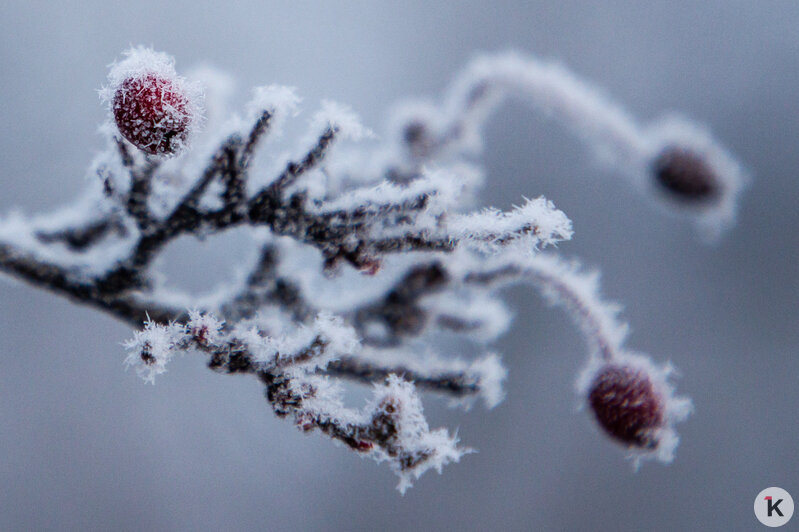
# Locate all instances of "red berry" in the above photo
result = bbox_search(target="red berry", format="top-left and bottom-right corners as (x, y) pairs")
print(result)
(588, 365), (664, 449)
(113, 73), (192, 156)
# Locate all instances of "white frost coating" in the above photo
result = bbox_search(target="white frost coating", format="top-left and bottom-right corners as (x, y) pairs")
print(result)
(575, 351), (693, 465)
(441, 248), (629, 362)
(279, 371), (468, 493)
(186, 309), (225, 346)
(90, 122), (131, 189)
(288, 373), (357, 424)
(102, 47), (179, 94)
(123, 319), (188, 384)
(188, 65), (235, 128)
(523, 253), (629, 359)
(246, 85), (301, 138)
(246, 312), (360, 371)
(311, 167), (464, 216)
(443, 51), (648, 164)
(313, 312), (360, 358)
(448, 196), (573, 251)
(432, 162), (486, 208)
(186, 65), (235, 153)
(468, 354), (507, 409)
(310, 100), (373, 141)
(369, 375), (469, 494)
(466, 251), (630, 360)
(0, 208), (136, 277)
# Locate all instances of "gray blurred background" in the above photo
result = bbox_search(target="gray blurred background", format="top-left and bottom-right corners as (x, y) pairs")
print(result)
(1, 1), (797, 530)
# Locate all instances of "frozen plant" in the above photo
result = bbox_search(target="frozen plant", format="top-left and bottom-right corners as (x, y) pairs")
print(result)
(0, 47), (746, 492)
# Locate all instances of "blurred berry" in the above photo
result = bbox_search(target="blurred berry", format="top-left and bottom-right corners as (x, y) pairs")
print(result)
(652, 147), (719, 201)
(588, 364), (664, 448)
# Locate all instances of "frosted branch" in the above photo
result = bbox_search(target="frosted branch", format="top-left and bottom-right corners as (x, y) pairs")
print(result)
(386, 52), (747, 237)
(0, 47), (740, 490)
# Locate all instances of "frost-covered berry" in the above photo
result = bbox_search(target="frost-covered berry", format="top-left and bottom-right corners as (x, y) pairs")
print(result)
(101, 47), (202, 156)
(113, 74), (191, 155)
(588, 364), (664, 449)
(652, 146), (719, 201)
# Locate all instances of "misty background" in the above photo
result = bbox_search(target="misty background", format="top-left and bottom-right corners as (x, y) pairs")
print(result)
(1, 1), (797, 530)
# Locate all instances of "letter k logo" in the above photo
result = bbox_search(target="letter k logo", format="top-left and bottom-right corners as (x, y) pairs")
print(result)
(755, 487), (794, 527)
(766, 496), (784, 517)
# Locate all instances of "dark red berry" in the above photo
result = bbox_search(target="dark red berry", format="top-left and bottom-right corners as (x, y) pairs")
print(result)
(113, 73), (191, 156)
(588, 365), (664, 449)
(652, 147), (719, 201)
